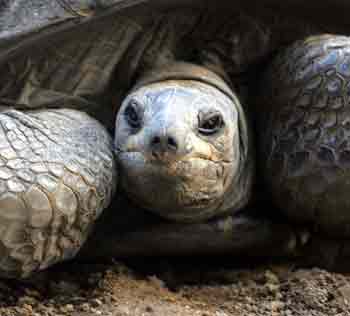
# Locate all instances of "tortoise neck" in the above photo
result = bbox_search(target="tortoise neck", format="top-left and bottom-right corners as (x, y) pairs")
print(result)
(132, 61), (234, 99)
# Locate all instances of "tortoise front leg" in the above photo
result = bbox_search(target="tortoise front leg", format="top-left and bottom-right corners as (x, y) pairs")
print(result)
(79, 199), (301, 260)
(0, 108), (116, 278)
(255, 35), (350, 271)
(258, 35), (350, 237)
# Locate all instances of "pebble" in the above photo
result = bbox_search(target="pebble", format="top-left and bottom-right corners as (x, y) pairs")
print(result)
(22, 303), (33, 312)
(80, 303), (91, 312)
(91, 298), (103, 307)
(60, 304), (74, 313)
(91, 308), (102, 315)
(148, 275), (166, 289)
(145, 305), (154, 313)
(267, 283), (280, 294)
(339, 284), (350, 303)
(270, 300), (284, 311)
(264, 270), (280, 284)
(18, 295), (37, 306)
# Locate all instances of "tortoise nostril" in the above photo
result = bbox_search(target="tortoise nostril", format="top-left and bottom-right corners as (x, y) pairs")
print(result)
(150, 134), (179, 154)
(167, 136), (178, 150)
(151, 136), (161, 146)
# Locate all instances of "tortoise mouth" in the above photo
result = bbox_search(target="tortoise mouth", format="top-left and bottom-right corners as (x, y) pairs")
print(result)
(116, 151), (230, 222)
(124, 189), (221, 222)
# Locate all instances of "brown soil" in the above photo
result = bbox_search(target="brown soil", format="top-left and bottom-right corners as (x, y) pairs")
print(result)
(0, 259), (350, 316)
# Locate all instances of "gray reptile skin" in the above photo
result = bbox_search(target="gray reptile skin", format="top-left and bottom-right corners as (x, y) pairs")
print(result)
(115, 63), (253, 222)
(0, 109), (115, 277)
(260, 35), (350, 237)
(3, 1), (350, 277)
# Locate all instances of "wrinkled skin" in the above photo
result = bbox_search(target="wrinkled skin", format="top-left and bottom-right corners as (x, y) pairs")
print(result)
(259, 35), (350, 237)
(115, 80), (244, 222)
(4, 3), (350, 279)
(0, 109), (116, 278)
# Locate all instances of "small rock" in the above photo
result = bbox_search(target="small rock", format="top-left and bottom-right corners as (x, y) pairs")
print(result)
(60, 304), (74, 313)
(285, 309), (293, 316)
(90, 307), (103, 315)
(339, 285), (350, 300)
(22, 303), (33, 313)
(275, 292), (283, 300)
(271, 300), (284, 311)
(18, 297), (35, 309)
(145, 305), (154, 313)
(91, 298), (103, 307)
(14, 307), (24, 314)
(338, 284), (350, 306)
(267, 283), (280, 294)
(148, 275), (166, 289)
(80, 303), (90, 312)
(265, 270), (280, 284)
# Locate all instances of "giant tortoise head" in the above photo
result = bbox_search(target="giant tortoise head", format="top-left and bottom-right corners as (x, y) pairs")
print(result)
(114, 63), (253, 222)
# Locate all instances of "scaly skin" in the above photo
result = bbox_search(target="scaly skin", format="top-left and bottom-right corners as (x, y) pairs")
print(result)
(115, 64), (253, 222)
(3, 5), (350, 276)
(260, 35), (350, 237)
(0, 108), (116, 278)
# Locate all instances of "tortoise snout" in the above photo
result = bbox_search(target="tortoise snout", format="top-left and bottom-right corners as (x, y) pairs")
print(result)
(150, 133), (179, 158)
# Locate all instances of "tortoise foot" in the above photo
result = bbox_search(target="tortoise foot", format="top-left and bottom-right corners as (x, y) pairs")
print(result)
(0, 108), (116, 278)
(260, 35), (350, 237)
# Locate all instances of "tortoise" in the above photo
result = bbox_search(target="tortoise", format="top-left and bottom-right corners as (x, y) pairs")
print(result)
(1, 0), (350, 278)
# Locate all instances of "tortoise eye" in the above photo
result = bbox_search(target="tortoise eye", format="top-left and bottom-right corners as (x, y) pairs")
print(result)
(198, 112), (224, 135)
(125, 101), (142, 129)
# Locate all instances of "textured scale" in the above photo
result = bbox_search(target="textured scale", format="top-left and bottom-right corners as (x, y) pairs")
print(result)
(1, 3), (350, 272)
(0, 108), (116, 278)
(260, 35), (350, 236)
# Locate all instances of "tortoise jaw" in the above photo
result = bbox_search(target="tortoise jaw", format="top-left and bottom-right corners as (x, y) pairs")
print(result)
(117, 150), (228, 222)
(125, 189), (223, 223)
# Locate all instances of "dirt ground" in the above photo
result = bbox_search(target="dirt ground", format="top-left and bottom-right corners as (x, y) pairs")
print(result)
(0, 258), (350, 316)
